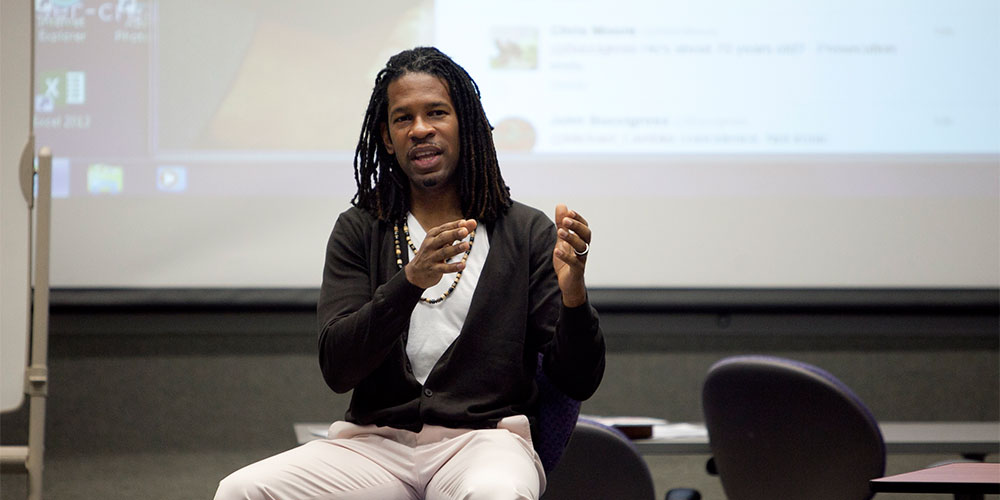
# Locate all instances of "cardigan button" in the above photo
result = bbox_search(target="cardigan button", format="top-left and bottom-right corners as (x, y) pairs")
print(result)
(423, 388), (433, 397)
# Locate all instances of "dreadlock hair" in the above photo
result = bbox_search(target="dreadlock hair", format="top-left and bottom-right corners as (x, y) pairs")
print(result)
(351, 47), (512, 224)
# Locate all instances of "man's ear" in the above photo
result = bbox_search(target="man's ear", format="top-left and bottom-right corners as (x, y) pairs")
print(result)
(381, 123), (395, 155)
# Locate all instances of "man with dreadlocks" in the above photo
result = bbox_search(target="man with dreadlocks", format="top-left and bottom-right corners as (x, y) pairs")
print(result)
(215, 47), (604, 500)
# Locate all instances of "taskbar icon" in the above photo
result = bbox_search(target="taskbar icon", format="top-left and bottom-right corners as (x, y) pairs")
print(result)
(156, 166), (188, 193)
(87, 163), (124, 195)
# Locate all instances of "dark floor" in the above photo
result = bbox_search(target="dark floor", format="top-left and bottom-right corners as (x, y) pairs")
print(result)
(1, 449), (265, 499)
(2, 449), (995, 500)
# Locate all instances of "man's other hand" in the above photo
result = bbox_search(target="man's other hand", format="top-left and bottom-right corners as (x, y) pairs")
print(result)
(553, 204), (590, 307)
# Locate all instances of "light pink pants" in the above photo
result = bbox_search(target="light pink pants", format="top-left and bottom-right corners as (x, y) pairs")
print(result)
(214, 415), (545, 500)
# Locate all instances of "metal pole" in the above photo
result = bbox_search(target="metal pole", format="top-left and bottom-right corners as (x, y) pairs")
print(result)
(25, 147), (52, 500)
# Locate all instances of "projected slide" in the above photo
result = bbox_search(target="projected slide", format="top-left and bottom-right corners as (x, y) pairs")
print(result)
(33, 0), (999, 199)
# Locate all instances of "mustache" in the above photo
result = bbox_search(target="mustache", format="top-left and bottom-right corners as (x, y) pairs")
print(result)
(407, 142), (443, 159)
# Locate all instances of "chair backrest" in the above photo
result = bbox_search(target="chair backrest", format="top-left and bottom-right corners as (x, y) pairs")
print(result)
(534, 353), (581, 473)
(702, 355), (886, 500)
(541, 419), (657, 500)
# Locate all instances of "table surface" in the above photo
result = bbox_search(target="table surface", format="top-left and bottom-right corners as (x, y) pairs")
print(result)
(635, 421), (1000, 455)
(870, 462), (1000, 494)
(295, 421), (999, 457)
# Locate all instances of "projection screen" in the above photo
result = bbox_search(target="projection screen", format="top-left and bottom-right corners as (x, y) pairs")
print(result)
(32, 0), (999, 289)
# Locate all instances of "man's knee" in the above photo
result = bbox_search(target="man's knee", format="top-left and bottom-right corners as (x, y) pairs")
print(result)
(457, 473), (537, 500)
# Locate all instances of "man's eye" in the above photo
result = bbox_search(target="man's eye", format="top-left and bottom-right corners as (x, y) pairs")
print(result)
(394, 115), (411, 123)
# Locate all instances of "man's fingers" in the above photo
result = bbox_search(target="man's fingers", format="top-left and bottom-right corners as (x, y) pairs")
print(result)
(557, 228), (589, 256)
(560, 218), (592, 244)
(555, 204), (570, 225)
(554, 206), (591, 262)
(426, 225), (467, 244)
(435, 240), (470, 262)
(426, 219), (464, 235)
(558, 208), (592, 249)
(557, 207), (588, 227)
(554, 241), (586, 268)
(438, 227), (469, 248)
(438, 260), (466, 273)
(555, 206), (591, 243)
(424, 220), (476, 250)
(410, 232), (468, 265)
(427, 219), (477, 236)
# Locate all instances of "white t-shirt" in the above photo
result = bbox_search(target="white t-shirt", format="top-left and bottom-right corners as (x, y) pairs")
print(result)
(404, 213), (490, 385)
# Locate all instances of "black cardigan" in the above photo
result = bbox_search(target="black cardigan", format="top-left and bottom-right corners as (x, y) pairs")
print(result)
(317, 201), (605, 431)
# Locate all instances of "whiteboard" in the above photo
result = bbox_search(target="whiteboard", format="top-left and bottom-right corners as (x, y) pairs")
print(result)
(1, 0), (33, 412)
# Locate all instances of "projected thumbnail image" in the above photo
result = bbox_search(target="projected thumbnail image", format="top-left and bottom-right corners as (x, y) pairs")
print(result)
(490, 26), (539, 70)
(492, 117), (537, 151)
(35, 70), (87, 113)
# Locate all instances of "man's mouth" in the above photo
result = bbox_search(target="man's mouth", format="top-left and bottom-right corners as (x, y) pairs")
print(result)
(408, 146), (443, 169)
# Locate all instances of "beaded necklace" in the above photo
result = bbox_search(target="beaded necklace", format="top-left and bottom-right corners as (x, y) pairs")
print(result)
(393, 221), (475, 304)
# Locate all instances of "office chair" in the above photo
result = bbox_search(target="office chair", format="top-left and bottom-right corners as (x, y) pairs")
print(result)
(701, 355), (886, 500)
(534, 354), (657, 499)
(533, 353), (582, 473)
(542, 418), (657, 500)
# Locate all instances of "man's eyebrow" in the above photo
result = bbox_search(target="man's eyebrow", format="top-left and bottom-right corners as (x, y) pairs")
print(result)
(389, 101), (452, 116)
(388, 104), (409, 117)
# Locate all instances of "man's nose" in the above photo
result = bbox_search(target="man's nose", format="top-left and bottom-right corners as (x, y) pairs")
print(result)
(409, 117), (435, 140)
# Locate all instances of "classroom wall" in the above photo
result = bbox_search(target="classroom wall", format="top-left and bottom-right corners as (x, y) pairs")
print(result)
(1, 296), (997, 498)
(3, 296), (996, 452)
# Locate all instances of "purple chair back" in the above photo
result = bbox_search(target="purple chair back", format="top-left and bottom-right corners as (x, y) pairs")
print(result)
(534, 353), (581, 473)
(541, 418), (656, 499)
(703, 355), (886, 500)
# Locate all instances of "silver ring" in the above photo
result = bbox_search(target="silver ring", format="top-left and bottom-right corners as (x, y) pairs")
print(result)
(574, 242), (590, 257)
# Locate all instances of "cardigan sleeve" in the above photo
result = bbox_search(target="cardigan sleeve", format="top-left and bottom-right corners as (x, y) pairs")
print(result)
(316, 209), (424, 393)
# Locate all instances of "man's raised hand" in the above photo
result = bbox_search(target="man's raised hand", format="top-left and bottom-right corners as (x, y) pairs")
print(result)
(405, 219), (478, 289)
(553, 204), (591, 307)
